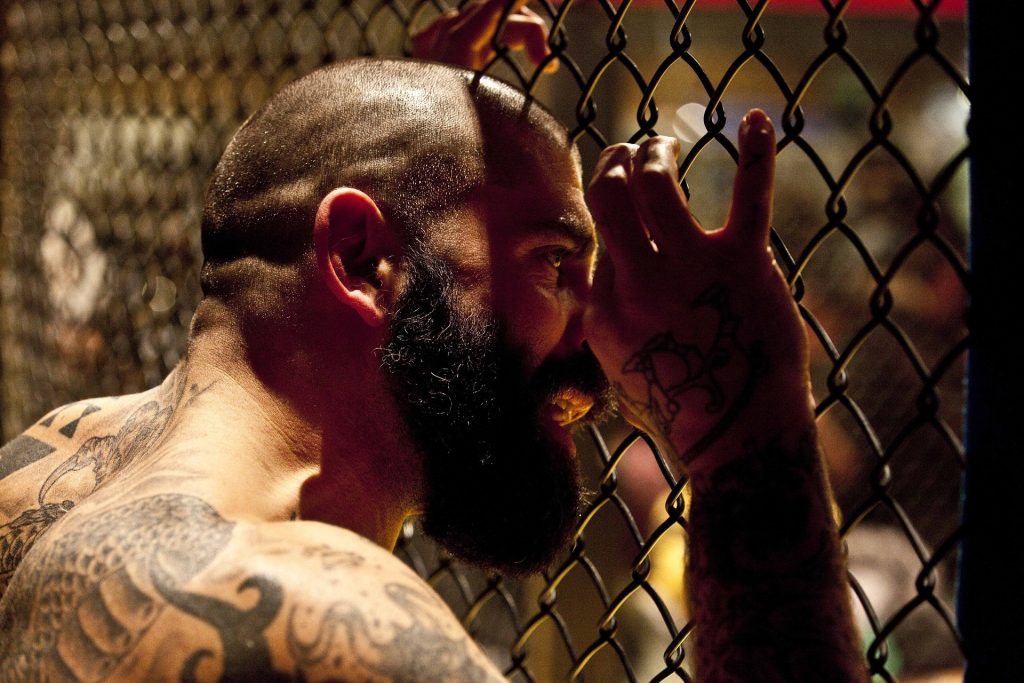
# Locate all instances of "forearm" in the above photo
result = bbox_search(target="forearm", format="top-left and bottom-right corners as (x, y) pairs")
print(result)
(582, 115), (866, 681)
(685, 416), (865, 682)
(617, 326), (866, 679)
(648, 333), (865, 680)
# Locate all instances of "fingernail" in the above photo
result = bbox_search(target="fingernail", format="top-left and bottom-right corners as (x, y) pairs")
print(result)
(740, 109), (773, 146)
(748, 109), (771, 134)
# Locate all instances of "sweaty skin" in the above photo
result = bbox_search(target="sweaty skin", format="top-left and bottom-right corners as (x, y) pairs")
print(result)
(0, 60), (866, 683)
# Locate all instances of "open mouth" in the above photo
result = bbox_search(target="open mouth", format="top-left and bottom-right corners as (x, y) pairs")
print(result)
(547, 388), (595, 427)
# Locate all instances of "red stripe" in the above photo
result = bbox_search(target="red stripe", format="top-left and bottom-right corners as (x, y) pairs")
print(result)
(622, 0), (966, 19)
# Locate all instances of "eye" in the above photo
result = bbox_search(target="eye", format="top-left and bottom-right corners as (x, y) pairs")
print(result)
(546, 248), (569, 270)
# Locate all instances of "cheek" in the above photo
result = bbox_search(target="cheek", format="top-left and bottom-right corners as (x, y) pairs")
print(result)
(497, 287), (568, 361)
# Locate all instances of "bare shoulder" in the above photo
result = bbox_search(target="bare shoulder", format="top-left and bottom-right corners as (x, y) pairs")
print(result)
(226, 519), (508, 682)
(0, 492), (505, 682)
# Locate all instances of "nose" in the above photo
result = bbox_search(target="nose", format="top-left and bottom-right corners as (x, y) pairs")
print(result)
(558, 271), (594, 354)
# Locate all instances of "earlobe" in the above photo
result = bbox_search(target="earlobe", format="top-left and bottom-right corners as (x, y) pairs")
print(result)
(313, 188), (393, 328)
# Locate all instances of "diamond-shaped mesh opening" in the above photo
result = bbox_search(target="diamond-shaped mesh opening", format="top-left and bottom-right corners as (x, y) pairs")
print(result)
(1, 1), (968, 679)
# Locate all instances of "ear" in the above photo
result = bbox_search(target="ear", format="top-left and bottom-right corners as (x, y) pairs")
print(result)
(313, 188), (397, 327)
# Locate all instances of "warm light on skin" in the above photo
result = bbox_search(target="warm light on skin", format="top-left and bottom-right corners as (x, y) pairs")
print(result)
(420, 123), (597, 376)
(399, 120), (601, 448)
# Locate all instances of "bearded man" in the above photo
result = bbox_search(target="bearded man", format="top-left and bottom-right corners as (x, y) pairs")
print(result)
(0, 25), (866, 683)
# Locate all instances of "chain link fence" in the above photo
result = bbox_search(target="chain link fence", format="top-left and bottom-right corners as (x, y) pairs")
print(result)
(1, 0), (968, 679)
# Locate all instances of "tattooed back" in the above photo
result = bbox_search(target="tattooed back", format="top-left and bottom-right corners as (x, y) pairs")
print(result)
(0, 393), (149, 598)
(0, 374), (505, 681)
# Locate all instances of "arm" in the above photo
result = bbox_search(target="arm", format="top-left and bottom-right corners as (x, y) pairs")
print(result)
(583, 111), (866, 681)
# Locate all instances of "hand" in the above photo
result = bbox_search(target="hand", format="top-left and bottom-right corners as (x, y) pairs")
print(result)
(583, 110), (812, 467)
(411, 0), (558, 72)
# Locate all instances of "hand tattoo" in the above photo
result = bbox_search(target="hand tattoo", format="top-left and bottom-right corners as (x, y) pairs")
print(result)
(617, 284), (768, 461)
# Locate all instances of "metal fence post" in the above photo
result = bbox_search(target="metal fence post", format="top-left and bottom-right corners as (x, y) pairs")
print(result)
(961, 4), (1023, 681)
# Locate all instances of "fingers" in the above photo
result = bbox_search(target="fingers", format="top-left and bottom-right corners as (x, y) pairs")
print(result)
(587, 144), (653, 266)
(631, 136), (703, 253)
(727, 109), (776, 245)
(500, 11), (557, 71)
(411, 0), (556, 71)
(450, 0), (529, 55)
(590, 119), (772, 263)
(588, 138), (704, 264)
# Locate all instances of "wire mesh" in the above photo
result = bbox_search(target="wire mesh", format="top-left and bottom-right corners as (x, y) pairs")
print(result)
(0, 0), (968, 680)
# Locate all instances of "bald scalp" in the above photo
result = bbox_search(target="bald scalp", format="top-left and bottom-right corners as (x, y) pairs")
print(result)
(199, 58), (574, 309)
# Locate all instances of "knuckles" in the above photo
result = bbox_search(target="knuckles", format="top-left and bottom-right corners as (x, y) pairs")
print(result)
(634, 137), (679, 187)
(586, 144), (636, 198)
(590, 163), (630, 191)
(589, 139), (681, 204)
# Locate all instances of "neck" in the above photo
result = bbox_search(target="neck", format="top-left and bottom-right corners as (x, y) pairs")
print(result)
(164, 300), (422, 550)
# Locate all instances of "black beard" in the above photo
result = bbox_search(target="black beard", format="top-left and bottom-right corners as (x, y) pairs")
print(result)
(379, 245), (614, 575)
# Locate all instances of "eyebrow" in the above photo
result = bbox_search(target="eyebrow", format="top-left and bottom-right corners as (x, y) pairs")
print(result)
(535, 218), (596, 252)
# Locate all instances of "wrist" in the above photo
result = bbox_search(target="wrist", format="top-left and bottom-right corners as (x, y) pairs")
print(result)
(673, 361), (816, 473)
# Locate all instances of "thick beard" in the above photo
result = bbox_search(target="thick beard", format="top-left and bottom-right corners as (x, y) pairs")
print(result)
(379, 246), (613, 576)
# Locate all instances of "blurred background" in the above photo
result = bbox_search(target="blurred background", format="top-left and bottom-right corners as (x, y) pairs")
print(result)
(1, 0), (968, 680)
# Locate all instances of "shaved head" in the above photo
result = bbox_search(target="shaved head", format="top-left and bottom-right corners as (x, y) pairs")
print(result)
(199, 58), (575, 304)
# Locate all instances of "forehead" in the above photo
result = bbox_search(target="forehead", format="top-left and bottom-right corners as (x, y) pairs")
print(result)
(418, 86), (593, 264)
(476, 119), (592, 243)
(424, 134), (592, 270)
(476, 97), (581, 181)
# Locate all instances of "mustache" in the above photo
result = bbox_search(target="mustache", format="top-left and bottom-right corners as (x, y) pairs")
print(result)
(528, 342), (618, 424)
